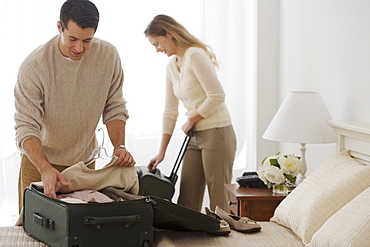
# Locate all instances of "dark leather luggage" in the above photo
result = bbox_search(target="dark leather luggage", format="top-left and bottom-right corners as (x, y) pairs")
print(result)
(136, 132), (193, 200)
(23, 185), (153, 247)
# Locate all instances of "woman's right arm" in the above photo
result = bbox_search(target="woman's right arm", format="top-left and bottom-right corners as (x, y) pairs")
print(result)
(147, 133), (172, 171)
(148, 68), (178, 171)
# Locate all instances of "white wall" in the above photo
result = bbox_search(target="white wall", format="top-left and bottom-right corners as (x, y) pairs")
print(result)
(255, 0), (280, 172)
(260, 0), (370, 174)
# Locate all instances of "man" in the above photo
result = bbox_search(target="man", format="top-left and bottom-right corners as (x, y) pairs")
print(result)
(14, 0), (135, 211)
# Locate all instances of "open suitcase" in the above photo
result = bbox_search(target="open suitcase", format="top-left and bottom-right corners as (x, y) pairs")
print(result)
(101, 187), (220, 232)
(23, 184), (220, 247)
(23, 185), (153, 247)
(136, 132), (193, 200)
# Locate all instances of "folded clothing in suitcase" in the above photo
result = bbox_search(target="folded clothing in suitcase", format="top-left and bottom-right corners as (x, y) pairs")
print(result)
(23, 185), (153, 247)
(102, 187), (220, 232)
(136, 132), (193, 200)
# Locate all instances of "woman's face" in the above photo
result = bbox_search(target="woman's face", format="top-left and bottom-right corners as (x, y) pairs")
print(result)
(147, 34), (177, 56)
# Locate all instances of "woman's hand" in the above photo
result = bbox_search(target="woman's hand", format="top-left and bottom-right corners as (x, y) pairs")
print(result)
(147, 153), (165, 172)
(182, 111), (203, 135)
(182, 121), (194, 136)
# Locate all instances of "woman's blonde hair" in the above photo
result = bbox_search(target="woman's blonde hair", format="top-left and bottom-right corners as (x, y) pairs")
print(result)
(144, 14), (218, 67)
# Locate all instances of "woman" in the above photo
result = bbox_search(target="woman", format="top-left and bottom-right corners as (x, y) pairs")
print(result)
(144, 15), (236, 212)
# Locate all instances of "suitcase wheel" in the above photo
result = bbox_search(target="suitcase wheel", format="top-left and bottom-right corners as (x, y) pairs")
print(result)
(142, 240), (150, 247)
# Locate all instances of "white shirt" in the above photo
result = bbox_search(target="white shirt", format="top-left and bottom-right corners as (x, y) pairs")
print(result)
(163, 47), (231, 134)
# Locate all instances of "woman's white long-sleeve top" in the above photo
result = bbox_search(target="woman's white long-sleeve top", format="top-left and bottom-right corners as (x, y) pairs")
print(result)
(163, 47), (232, 134)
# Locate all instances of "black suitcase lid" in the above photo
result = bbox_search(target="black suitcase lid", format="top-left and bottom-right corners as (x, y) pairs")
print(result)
(102, 187), (220, 232)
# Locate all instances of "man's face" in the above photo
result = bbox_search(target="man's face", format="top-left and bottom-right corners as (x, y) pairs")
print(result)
(58, 20), (95, 61)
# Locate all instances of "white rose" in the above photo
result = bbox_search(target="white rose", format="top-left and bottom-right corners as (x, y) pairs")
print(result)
(264, 166), (286, 184)
(278, 155), (304, 176)
(263, 155), (280, 169)
(257, 169), (268, 184)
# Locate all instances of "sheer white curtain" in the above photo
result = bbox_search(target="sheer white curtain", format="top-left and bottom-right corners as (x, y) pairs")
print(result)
(0, 0), (255, 226)
(201, 0), (256, 172)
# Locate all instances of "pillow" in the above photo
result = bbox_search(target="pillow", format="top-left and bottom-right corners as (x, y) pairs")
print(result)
(270, 151), (370, 244)
(307, 187), (370, 247)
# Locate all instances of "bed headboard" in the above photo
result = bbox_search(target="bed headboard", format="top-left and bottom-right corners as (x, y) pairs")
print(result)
(327, 120), (370, 166)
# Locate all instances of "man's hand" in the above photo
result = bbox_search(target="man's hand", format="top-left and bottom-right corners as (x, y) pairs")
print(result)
(106, 120), (135, 167)
(113, 148), (136, 167)
(22, 137), (69, 198)
(40, 166), (69, 199)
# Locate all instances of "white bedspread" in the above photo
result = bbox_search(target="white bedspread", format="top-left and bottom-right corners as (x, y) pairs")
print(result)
(0, 226), (46, 246)
(154, 222), (303, 247)
(0, 222), (303, 247)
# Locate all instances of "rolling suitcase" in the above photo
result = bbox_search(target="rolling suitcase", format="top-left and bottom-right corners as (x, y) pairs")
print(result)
(23, 185), (153, 247)
(136, 131), (194, 200)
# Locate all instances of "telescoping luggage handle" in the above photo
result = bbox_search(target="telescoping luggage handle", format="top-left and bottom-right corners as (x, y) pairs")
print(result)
(168, 130), (194, 185)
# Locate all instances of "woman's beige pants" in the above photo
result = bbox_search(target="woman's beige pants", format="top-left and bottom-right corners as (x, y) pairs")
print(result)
(177, 125), (237, 212)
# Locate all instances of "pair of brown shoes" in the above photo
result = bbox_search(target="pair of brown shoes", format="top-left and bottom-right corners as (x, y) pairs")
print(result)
(205, 207), (231, 235)
(206, 206), (262, 235)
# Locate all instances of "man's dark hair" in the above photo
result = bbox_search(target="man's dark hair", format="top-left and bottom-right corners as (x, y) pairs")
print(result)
(59, 0), (99, 32)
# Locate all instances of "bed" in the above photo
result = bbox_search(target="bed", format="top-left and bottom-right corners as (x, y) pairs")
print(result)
(1, 120), (369, 247)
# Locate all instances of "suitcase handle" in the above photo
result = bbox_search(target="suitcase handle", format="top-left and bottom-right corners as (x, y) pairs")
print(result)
(84, 214), (141, 230)
(33, 212), (55, 230)
(168, 130), (194, 184)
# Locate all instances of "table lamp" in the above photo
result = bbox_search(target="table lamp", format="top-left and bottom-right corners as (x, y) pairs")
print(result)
(262, 91), (336, 184)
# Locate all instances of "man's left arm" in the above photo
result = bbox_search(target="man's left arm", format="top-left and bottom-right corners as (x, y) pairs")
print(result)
(106, 119), (136, 167)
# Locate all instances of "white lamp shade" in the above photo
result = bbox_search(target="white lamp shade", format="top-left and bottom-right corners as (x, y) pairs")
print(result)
(263, 91), (336, 144)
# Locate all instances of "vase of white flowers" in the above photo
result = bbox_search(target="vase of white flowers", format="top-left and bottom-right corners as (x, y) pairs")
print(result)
(257, 152), (304, 195)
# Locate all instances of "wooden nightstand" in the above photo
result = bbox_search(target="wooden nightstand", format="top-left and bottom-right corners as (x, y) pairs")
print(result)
(225, 184), (286, 221)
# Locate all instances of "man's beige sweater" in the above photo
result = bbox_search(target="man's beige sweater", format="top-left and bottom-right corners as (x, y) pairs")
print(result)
(14, 35), (128, 166)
